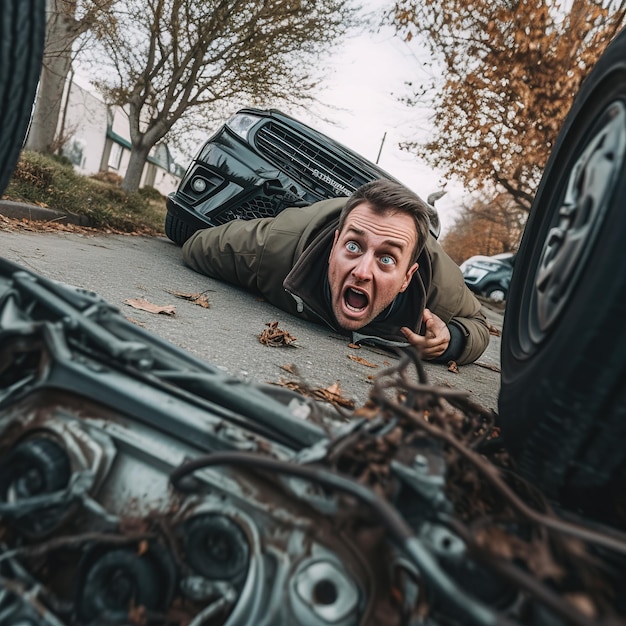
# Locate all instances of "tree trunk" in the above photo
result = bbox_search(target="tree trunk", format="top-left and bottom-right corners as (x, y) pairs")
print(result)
(25, 2), (78, 154)
(25, 53), (72, 153)
(121, 145), (151, 193)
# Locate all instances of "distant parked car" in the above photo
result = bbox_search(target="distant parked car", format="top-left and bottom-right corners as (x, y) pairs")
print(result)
(460, 252), (515, 301)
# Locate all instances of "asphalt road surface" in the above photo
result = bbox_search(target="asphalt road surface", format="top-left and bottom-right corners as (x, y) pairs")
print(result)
(0, 224), (503, 414)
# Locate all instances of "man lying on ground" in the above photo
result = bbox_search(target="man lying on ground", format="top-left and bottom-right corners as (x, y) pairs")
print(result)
(182, 179), (490, 365)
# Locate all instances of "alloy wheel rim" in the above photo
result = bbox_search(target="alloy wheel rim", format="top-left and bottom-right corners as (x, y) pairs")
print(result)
(527, 100), (626, 347)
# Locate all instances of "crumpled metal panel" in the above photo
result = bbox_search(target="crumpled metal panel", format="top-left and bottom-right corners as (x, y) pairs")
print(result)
(1, 256), (625, 626)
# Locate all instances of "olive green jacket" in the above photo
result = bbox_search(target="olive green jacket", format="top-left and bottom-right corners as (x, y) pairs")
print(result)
(182, 198), (490, 364)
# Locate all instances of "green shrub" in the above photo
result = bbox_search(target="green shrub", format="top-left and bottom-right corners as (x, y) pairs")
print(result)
(90, 170), (123, 186)
(50, 153), (74, 168)
(4, 151), (166, 234)
(138, 185), (164, 201)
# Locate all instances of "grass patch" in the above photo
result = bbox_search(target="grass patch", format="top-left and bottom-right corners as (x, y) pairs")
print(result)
(3, 151), (167, 234)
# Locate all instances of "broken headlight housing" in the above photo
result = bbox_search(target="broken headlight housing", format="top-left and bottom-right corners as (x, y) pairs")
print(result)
(0, 256), (624, 626)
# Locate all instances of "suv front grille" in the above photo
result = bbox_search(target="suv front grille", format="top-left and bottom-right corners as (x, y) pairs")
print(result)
(212, 195), (279, 226)
(255, 122), (373, 199)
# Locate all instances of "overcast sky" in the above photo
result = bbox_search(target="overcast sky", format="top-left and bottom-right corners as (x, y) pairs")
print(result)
(296, 4), (464, 235)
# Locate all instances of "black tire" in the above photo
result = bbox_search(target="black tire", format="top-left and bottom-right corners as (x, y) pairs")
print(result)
(0, 1), (46, 195)
(499, 27), (626, 520)
(165, 210), (196, 245)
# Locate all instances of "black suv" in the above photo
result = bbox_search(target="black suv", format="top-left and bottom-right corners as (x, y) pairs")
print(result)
(165, 108), (440, 245)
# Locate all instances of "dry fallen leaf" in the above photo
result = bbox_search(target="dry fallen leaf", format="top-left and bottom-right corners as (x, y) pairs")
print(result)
(280, 363), (300, 375)
(325, 381), (342, 396)
(317, 381), (355, 408)
(258, 321), (297, 347)
(352, 399), (380, 419)
(563, 594), (597, 619)
(526, 536), (566, 580)
(347, 354), (378, 368)
(136, 540), (149, 556)
(123, 298), (176, 316)
(272, 379), (355, 410)
(128, 605), (147, 625)
(447, 360), (459, 374)
(348, 342), (361, 349)
(165, 288), (211, 308)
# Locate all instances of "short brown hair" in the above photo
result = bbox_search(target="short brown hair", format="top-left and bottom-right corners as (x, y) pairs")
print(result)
(338, 180), (431, 262)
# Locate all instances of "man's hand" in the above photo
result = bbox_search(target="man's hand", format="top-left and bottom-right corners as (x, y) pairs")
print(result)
(401, 309), (451, 359)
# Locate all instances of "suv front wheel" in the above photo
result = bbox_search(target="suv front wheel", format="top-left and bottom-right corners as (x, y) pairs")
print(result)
(165, 211), (195, 246)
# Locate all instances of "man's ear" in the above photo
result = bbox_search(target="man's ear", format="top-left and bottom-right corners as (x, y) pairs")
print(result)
(399, 262), (419, 293)
(329, 229), (340, 260)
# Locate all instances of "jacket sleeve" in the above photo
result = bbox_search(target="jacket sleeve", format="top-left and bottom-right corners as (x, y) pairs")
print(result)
(182, 200), (346, 312)
(425, 237), (491, 365)
(182, 217), (278, 292)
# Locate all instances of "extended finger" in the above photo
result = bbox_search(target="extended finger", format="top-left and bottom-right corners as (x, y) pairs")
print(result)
(422, 343), (447, 358)
(401, 326), (429, 349)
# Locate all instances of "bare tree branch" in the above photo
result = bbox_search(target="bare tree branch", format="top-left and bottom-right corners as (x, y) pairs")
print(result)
(88, 0), (359, 191)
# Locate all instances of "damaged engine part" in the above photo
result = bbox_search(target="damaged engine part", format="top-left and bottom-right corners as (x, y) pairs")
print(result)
(1, 258), (626, 626)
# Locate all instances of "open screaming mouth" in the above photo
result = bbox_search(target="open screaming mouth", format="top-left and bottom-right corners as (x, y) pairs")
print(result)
(345, 287), (368, 312)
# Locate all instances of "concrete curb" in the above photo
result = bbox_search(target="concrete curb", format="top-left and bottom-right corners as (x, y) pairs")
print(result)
(0, 199), (90, 226)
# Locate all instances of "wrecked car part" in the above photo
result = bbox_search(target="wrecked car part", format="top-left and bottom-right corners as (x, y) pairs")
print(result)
(1, 258), (626, 626)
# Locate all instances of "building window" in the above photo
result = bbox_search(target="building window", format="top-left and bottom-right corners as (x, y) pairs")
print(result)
(65, 138), (85, 168)
(108, 142), (123, 170)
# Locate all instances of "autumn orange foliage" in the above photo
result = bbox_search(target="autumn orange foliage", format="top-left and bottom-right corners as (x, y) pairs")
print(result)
(391, 0), (626, 212)
(440, 193), (526, 264)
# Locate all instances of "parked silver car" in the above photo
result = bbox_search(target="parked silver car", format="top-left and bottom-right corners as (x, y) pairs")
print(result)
(460, 252), (515, 301)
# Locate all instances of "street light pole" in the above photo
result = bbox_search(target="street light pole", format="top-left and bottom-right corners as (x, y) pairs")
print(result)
(375, 131), (387, 164)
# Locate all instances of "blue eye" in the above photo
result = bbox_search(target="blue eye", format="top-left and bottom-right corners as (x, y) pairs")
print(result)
(380, 255), (395, 265)
(346, 241), (360, 253)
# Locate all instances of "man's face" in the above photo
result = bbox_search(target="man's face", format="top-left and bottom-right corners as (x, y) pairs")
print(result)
(328, 202), (419, 331)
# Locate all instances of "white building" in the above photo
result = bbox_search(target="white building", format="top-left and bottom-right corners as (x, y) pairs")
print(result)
(58, 76), (184, 196)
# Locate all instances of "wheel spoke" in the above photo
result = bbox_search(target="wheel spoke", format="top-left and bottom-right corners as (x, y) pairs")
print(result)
(534, 102), (626, 335)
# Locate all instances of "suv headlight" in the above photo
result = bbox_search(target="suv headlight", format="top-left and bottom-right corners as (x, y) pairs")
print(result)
(226, 112), (263, 139)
